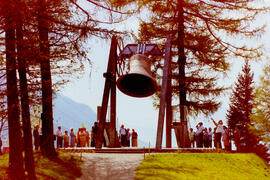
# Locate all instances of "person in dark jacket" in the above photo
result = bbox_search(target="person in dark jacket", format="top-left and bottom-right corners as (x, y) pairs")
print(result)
(33, 125), (40, 150)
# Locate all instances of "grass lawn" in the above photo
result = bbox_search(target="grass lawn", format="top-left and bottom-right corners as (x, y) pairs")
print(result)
(135, 153), (270, 180)
(0, 152), (82, 179)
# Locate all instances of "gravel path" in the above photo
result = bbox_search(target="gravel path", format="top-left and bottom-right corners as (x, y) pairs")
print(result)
(77, 153), (144, 180)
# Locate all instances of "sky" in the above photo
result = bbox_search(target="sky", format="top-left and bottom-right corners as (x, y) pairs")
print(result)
(60, 1), (270, 147)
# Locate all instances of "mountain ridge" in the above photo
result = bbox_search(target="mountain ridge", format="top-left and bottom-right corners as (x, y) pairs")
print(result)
(53, 94), (97, 132)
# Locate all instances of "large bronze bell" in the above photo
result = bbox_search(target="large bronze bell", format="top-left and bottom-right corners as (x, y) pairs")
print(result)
(117, 54), (157, 98)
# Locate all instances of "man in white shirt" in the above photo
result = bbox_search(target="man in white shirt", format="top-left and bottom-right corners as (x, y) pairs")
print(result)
(119, 125), (127, 147)
(56, 126), (63, 148)
(211, 118), (224, 149)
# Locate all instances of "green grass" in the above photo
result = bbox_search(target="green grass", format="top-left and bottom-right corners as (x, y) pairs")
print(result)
(135, 153), (270, 180)
(0, 152), (82, 179)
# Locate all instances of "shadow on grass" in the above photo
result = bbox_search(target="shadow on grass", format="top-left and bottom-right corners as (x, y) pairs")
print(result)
(35, 152), (83, 180)
(0, 152), (83, 180)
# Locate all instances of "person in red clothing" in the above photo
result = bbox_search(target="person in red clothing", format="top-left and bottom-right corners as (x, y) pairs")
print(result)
(79, 128), (87, 147)
(131, 129), (138, 147)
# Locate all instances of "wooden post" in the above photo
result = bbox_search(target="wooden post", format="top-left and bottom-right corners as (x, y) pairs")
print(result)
(95, 36), (118, 148)
(156, 35), (172, 150)
(166, 63), (172, 148)
(109, 41), (117, 147)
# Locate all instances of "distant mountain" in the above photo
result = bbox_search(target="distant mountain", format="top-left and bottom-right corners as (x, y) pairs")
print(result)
(53, 94), (97, 132)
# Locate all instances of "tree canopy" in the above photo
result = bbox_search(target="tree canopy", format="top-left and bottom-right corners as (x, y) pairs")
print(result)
(114, 0), (269, 118)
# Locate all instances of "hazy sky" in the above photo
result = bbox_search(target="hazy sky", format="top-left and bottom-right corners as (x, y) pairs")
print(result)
(60, 1), (270, 147)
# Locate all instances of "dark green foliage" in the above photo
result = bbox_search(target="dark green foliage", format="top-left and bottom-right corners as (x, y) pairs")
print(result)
(227, 61), (254, 151)
(227, 61), (254, 129)
(226, 61), (269, 162)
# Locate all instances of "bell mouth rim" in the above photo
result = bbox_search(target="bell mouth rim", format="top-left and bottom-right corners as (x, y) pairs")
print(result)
(116, 73), (157, 98)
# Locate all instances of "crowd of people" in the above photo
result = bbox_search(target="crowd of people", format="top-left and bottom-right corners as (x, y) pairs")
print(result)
(189, 118), (230, 150)
(32, 122), (138, 149)
(33, 122), (99, 149)
(32, 118), (230, 150)
(119, 124), (138, 147)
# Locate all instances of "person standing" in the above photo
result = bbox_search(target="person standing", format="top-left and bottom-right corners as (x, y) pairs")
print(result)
(208, 128), (213, 148)
(189, 128), (195, 148)
(126, 128), (131, 147)
(131, 129), (138, 147)
(91, 122), (98, 147)
(33, 125), (40, 150)
(77, 128), (81, 147)
(222, 126), (230, 151)
(86, 129), (90, 147)
(233, 125), (241, 152)
(213, 127), (217, 148)
(79, 128), (87, 147)
(0, 137), (2, 154)
(63, 130), (69, 148)
(70, 128), (76, 147)
(119, 125), (127, 147)
(56, 126), (63, 148)
(195, 125), (200, 148)
(211, 118), (224, 149)
(90, 127), (95, 147)
(203, 128), (209, 148)
(197, 122), (204, 148)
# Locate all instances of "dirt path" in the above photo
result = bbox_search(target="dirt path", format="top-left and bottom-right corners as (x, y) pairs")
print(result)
(77, 153), (144, 180)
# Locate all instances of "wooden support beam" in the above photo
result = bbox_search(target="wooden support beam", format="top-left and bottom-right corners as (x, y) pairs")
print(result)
(156, 35), (172, 150)
(166, 61), (172, 148)
(95, 36), (118, 148)
(109, 39), (118, 147)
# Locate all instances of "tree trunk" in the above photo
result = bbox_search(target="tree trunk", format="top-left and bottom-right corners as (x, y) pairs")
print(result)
(4, 4), (25, 178)
(16, 2), (37, 177)
(177, 0), (187, 120)
(177, 0), (189, 148)
(38, 0), (56, 157)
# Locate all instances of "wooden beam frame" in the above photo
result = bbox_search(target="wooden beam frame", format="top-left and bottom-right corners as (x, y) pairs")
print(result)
(156, 35), (172, 150)
(95, 36), (118, 148)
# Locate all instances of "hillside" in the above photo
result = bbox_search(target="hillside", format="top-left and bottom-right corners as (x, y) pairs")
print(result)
(53, 94), (97, 133)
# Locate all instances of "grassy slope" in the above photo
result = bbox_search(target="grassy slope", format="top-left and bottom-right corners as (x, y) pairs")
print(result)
(0, 152), (82, 179)
(135, 153), (270, 180)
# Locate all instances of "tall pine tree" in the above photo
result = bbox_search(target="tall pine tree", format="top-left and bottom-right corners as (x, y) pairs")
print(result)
(226, 60), (255, 152)
(3, 1), (25, 178)
(15, 0), (36, 177)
